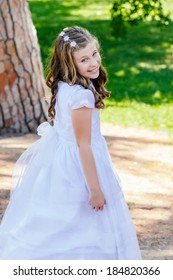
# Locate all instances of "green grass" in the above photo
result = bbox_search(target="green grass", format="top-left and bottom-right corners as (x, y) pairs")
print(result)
(28, 0), (173, 135)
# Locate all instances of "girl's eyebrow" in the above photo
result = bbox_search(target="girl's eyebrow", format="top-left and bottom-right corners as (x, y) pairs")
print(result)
(80, 55), (88, 59)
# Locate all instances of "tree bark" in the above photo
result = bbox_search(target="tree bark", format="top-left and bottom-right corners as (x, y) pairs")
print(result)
(0, 0), (48, 134)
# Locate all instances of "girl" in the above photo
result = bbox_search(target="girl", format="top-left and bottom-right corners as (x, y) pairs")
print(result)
(0, 26), (142, 260)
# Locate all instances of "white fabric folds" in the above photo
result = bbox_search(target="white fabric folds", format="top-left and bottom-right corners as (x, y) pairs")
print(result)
(0, 82), (142, 260)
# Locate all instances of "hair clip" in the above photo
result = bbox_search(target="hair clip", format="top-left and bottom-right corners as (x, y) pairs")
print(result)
(59, 31), (65, 36)
(70, 41), (77, 47)
(59, 30), (78, 47)
(64, 35), (69, 42)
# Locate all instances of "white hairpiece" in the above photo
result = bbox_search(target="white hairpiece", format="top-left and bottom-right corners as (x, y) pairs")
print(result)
(59, 30), (77, 48)
(64, 35), (69, 42)
(59, 31), (65, 36)
(70, 41), (77, 47)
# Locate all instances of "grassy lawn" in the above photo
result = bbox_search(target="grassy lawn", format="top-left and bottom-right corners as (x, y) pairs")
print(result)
(28, 0), (173, 135)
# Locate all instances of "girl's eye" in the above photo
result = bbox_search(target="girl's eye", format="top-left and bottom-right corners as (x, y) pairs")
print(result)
(81, 58), (88, 63)
(80, 51), (98, 62)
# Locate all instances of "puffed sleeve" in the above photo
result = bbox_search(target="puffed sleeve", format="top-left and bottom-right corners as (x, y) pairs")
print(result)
(68, 87), (95, 110)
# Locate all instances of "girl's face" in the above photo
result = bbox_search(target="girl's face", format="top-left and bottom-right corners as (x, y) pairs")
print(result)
(73, 41), (101, 80)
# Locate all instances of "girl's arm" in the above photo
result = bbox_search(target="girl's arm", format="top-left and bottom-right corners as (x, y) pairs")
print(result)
(72, 107), (106, 211)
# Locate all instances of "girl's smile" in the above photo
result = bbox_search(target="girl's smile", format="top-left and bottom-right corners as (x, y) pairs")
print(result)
(73, 41), (101, 79)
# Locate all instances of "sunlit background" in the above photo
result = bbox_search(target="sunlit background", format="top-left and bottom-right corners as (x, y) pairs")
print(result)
(28, 0), (173, 135)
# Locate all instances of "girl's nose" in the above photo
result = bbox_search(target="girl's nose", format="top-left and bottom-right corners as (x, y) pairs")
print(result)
(90, 57), (98, 67)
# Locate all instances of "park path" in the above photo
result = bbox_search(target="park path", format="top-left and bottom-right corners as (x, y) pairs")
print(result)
(0, 123), (173, 260)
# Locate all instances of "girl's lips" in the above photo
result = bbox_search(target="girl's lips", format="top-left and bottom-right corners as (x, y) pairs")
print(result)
(88, 67), (99, 73)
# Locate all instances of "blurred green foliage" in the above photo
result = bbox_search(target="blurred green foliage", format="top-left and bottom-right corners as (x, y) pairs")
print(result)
(111, 0), (171, 37)
(28, 0), (173, 135)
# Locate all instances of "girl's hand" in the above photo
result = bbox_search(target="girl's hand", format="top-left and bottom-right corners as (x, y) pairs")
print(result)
(89, 189), (106, 211)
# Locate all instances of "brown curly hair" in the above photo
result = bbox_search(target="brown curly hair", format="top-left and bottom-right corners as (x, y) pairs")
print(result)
(46, 26), (110, 120)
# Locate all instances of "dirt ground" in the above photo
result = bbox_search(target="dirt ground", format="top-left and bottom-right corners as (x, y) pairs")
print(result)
(0, 123), (173, 260)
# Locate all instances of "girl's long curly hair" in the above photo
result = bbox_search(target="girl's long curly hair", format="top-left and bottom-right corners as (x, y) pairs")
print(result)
(46, 26), (110, 120)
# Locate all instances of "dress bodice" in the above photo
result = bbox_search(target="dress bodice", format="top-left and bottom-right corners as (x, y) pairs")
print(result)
(53, 82), (102, 144)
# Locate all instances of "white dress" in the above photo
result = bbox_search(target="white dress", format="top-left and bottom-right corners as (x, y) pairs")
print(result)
(0, 82), (142, 260)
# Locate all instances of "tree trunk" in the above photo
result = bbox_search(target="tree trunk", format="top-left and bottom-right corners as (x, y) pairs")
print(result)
(0, 0), (48, 134)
